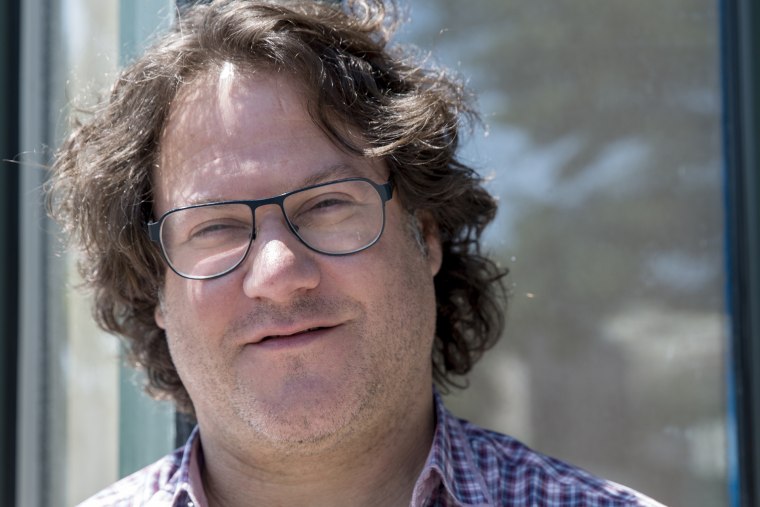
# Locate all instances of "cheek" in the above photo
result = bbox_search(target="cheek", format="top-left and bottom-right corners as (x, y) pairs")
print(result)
(159, 276), (233, 348)
(373, 252), (438, 380)
(358, 227), (438, 333)
(159, 280), (236, 396)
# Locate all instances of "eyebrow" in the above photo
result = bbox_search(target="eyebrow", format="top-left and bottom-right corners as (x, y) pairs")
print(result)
(298, 164), (363, 189)
(178, 163), (366, 208)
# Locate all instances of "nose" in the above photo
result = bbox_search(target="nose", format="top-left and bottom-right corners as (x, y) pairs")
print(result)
(240, 208), (320, 302)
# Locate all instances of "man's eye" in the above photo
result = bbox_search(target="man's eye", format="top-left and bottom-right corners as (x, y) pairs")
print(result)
(192, 223), (229, 236)
(300, 192), (358, 212)
(308, 197), (350, 211)
(188, 221), (250, 242)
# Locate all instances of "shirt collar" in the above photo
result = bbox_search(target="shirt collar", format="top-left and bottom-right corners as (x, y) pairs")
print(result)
(411, 389), (492, 507)
(169, 426), (207, 507)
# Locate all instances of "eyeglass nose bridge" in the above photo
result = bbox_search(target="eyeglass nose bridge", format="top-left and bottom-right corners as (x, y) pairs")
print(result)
(242, 194), (299, 246)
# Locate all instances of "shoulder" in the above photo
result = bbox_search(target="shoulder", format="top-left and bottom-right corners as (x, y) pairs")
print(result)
(453, 417), (666, 506)
(76, 448), (184, 507)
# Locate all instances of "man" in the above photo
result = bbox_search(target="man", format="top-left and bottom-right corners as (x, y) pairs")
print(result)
(49, 0), (664, 505)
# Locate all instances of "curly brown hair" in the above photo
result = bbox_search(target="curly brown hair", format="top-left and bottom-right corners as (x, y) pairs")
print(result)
(47, 0), (507, 414)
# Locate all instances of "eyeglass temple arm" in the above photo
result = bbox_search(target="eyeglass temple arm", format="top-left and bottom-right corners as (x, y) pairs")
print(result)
(145, 221), (161, 243)
(378, 180), (394, 202)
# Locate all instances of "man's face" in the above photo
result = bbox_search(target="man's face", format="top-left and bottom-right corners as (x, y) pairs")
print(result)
(153, 66), (442, 452)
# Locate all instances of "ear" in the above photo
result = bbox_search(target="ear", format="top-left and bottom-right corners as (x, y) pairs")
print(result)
(154, 301), (166, 330)
(419, 212), (443, 277)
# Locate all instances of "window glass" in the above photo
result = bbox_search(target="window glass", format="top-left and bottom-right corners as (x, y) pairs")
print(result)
(60, 2), (120, 502)
(400, 2), (727, 505)
(55, 0), (174, 504)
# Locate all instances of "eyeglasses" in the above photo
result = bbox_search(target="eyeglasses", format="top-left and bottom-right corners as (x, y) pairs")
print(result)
(147, 177), (394, 280)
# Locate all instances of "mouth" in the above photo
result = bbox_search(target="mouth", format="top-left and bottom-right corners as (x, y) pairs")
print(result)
(259, 326), (330, 343)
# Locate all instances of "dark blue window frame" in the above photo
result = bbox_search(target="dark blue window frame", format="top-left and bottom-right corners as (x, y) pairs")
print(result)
(722, 0), (760, 505)
(0, 0), (21, 505)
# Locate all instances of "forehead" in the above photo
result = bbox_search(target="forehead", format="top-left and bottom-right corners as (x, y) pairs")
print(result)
(158, 65), (307, 176)
(154, 65), (384, 213)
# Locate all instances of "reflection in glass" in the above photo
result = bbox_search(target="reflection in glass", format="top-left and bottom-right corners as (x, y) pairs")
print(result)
(403, 1), (727, 505)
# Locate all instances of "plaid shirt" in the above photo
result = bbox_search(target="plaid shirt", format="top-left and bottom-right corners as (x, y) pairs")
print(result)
(78, 392), (665, 507)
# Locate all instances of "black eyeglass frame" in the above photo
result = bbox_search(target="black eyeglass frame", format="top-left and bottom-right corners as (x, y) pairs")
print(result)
(146, 177), (394, 280)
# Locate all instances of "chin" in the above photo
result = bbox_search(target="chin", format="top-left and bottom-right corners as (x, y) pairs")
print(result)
(228, 383), (372, 451)
(238, 407), (363, 453)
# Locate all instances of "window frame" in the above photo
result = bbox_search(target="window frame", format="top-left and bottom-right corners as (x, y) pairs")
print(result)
(0, 0), (21, 505)
(722, 0), (760, 505)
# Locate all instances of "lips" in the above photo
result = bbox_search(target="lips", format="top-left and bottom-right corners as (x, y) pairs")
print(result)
(259, 326), (328, 342)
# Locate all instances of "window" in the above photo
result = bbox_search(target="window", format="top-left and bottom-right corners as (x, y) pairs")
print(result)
(3, 1), (757, 505)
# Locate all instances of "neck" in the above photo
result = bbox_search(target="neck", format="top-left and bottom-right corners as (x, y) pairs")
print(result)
(200, 392), (436, 507)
